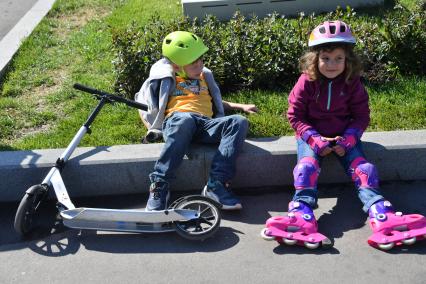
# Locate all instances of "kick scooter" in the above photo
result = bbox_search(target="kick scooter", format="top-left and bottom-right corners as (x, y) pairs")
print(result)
(14, 84), (222, 241)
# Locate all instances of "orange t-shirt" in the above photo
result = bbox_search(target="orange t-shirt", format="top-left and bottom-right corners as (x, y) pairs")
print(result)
(165, 73), (213, 118)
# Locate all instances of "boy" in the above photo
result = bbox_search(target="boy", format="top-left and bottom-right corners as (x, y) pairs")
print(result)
(135, 31), (258, 211)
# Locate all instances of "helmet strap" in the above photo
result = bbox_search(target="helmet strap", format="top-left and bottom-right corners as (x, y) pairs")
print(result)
(176, 67), (188, 79)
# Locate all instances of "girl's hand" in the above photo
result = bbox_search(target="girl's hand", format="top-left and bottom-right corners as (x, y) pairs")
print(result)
(319, 147), (333, 156)
(319, 136), (340, 156)
(332, 145), (346, 156)
(322, 136), (346, 156)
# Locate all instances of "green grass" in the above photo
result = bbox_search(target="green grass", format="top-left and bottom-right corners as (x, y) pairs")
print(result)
(399, 0), (421, 9)
(0, 0), (180, 150)
(0, 0), (424, 151)
(368, 77), (426, 131)
(223, 76), (426, 138)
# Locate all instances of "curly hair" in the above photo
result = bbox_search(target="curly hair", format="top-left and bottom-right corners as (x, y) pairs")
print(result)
(299, 43), (362, 83)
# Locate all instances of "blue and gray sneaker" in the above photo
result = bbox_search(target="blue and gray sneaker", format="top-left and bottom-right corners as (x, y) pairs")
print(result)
(202, 178), (242, 210)
(146, 181), (170, 211)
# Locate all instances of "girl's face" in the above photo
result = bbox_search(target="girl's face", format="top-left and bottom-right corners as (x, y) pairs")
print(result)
(182, 57), (204, 79)
(318, 48), (346, 79)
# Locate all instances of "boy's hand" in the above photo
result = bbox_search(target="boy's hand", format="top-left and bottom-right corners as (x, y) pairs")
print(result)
(222, 101), (258, 114)
(241, 104), (258, 114)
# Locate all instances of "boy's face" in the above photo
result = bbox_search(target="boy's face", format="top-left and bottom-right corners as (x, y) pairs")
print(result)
(173, 57), (204, 79)
(318, 48), (346, 79)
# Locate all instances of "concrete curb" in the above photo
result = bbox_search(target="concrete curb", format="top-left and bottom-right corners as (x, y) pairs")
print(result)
(0, 0), (56, 78)
(1, 130), (425, 202)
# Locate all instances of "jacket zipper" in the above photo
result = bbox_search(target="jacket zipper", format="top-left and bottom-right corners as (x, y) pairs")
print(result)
(327, 81), (332, 110)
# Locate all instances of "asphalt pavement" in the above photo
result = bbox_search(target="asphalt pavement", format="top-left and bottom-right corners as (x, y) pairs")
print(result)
(1, 181), (425, 283)
(0, 1), (425, 283)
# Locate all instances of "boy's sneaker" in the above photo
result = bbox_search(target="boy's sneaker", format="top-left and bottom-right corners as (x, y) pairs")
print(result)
(146, 181), (170, 211)
(202, 179), (242, 210)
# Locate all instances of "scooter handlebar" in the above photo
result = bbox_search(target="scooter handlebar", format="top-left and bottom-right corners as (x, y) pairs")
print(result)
(73, 83), (148, 111)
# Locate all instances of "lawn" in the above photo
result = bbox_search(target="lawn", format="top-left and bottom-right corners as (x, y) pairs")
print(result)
(0, 0), (424, 151)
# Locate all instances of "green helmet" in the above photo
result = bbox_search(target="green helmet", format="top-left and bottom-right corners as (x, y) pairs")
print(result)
(162, 31), (209, 66)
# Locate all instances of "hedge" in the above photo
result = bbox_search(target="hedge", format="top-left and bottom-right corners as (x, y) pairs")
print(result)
(112, 2), (426, 98)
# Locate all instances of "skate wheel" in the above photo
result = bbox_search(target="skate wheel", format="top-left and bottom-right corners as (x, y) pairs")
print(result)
(378, 242), (395, 250)
(283, 238), (297, 245)
(321, 238), (333, 248)
(304, 241), (320, 249)
(401, 237), (416, 245)
(260, 228), (275, 241)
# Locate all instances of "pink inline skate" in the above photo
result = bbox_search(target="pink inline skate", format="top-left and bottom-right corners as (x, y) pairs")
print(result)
(260, 201), (332, 249)
(368, 201), (426, 250)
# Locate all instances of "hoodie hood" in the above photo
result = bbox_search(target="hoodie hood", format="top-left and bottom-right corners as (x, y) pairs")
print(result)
(149, 58), (175, 80)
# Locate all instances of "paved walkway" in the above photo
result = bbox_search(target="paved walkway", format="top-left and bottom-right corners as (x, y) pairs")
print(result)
(1, 181), (425, 283)
(0, 0), (39, 40)
(0, 0), (56, 76)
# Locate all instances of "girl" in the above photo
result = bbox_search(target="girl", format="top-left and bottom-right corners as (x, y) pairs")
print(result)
(262, 21), (426, 250)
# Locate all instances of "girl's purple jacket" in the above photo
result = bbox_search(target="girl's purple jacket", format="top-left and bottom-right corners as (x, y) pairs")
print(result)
(287, 73), (370, 138)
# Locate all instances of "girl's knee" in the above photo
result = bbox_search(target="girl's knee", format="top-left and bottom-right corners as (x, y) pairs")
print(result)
(349, 157), (379, 189)
(293, 157), (320, 189)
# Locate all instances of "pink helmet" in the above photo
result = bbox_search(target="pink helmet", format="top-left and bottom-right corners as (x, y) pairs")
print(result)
(308, 20), (356, 47)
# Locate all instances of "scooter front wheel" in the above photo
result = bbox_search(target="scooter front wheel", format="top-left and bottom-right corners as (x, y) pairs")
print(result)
(14, 184), (48, 236)
(172, 196), (221, 241)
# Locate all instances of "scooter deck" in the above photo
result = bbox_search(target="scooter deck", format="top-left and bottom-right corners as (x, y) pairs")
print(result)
(60, 207), (198, 233)
(63, 219), (176, 233)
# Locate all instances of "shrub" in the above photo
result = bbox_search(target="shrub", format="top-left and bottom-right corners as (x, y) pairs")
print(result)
(112, 3), (426, 98)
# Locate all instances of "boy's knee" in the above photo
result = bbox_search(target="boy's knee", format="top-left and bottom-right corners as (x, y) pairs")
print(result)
(230, 115), (249, 130)
(169, 113), (195, 127)
(165, 113), (197, 137)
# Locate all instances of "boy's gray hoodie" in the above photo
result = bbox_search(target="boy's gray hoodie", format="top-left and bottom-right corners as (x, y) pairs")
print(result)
(135, 58), (225, 137)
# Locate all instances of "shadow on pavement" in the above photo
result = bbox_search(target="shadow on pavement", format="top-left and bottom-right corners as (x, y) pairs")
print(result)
(272, 243), (340, 255)
(1, 181), (425, 256)
(316, 181), (426, 255)
(317, 184), (366, 242)
(23, 225), (241, 257)
(222, 186), (293, 225)
(0, 192), (241, 256)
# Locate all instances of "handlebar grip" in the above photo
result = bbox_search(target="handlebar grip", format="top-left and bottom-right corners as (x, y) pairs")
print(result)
(73, 83), (102, 95)
(111, 95), (148, 111)
(73, 83), (148, 111)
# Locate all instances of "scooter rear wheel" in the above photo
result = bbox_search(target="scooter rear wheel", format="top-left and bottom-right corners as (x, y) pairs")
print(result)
(14, 184), (48, 236)
(172, 196), (221, 241)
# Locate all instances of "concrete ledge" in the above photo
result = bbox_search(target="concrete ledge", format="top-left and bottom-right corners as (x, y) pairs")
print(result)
(182, 0), (384, 21)
(1, 130), (425, 201)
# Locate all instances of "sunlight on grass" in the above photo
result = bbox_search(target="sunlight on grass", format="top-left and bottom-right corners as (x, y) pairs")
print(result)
(0, 0), (424, 151)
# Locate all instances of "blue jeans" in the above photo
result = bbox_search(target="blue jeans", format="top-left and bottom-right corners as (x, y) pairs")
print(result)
(149, 112), (248, 185)
(293, 138), (384, 212)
